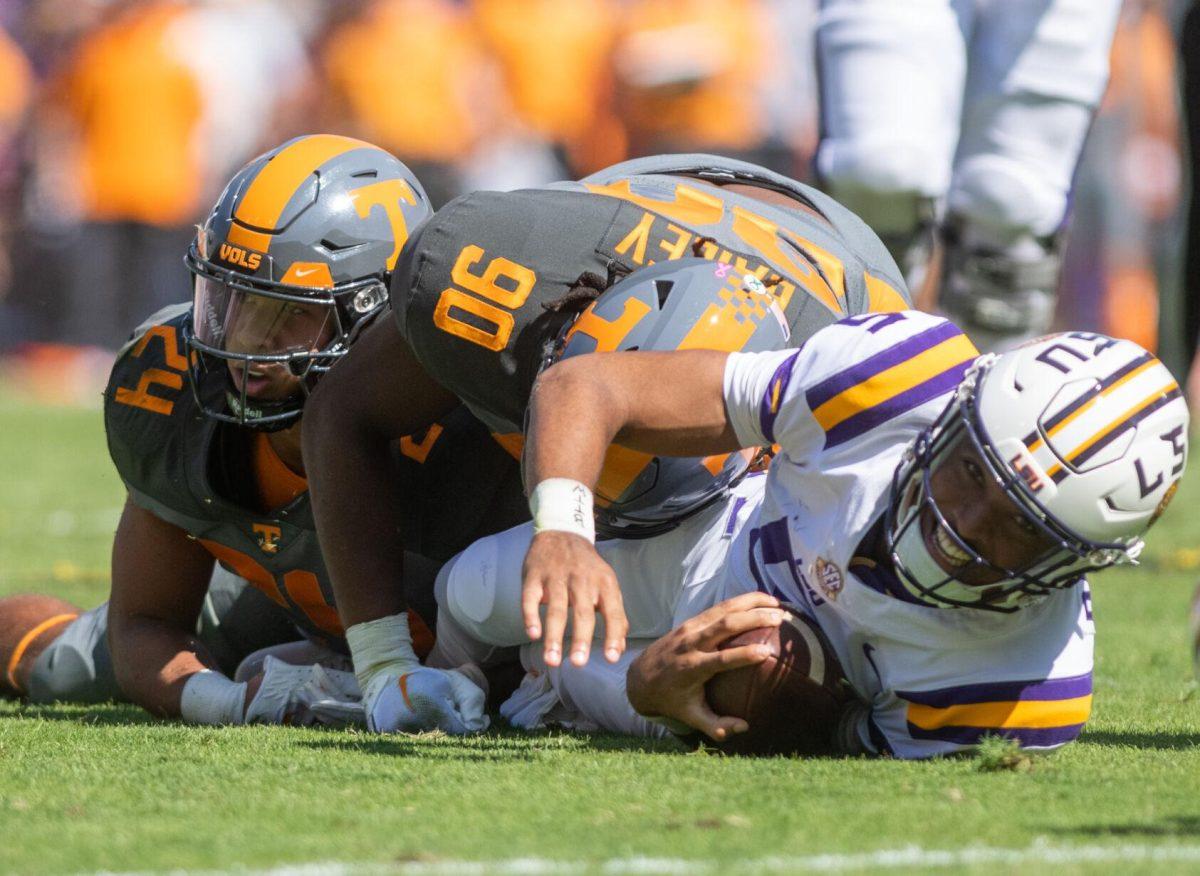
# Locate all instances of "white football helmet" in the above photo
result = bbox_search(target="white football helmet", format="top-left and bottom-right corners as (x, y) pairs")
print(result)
(887, 332), (1188, 611)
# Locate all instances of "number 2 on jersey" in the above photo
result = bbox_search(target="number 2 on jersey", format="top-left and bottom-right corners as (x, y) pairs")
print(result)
(432, 245), (537, 351)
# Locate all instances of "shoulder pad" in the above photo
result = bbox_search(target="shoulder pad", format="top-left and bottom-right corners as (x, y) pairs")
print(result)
(106, 304), (193, 415)
(115, 302), (191, 359)
(104, 304), (198, 488)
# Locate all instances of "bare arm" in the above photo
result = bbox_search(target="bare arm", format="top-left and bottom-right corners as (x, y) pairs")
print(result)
(301, 317), (457, 628)
(106, 497), (220, 717)
(521, 349), (742, 669)
(525, 349), (739, 487)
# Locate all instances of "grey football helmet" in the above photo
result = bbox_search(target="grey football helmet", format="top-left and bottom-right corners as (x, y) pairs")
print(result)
(553, 257), (792, 537)
(184, 134), (432, 430)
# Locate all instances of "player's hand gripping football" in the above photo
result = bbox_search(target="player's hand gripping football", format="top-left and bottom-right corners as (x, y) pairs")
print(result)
(522, 530), (629, 669)
(625, 592), (782, 742)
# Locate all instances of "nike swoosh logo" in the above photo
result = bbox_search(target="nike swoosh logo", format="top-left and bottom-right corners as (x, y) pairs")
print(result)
(293, 267), (321, 278)
(397, 673), (414, 711)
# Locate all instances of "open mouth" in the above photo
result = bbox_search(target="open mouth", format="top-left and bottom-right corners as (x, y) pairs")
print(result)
(933, 522), (971, 565)
(921, 508), (972, 569)
(230, 362), (284, 397)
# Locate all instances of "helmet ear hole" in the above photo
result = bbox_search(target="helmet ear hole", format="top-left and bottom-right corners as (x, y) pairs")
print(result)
(352, 285), (386, 315)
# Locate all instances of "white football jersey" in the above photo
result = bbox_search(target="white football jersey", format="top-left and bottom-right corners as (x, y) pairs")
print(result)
(721, 310), (1095, 758)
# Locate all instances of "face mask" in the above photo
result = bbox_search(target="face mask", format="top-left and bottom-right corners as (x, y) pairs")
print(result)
(891, 515), (948, 606)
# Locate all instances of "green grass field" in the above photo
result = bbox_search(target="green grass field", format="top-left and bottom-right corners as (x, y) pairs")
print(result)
(2, 394), (1200, 875)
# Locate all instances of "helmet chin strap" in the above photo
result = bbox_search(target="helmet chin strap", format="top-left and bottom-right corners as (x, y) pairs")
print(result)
(224, 389), (303, 433)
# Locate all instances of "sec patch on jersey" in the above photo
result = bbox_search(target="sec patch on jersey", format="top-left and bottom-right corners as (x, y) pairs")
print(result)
(705, 604), (853, 756)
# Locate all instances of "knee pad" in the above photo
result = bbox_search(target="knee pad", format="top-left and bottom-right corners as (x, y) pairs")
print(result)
(439, 526), (533, 648)
(949, 151), (1067, 244)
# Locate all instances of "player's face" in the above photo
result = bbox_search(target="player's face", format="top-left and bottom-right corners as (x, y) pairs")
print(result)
(922, 438), (1057, 588)
(193, 277), (336, 400)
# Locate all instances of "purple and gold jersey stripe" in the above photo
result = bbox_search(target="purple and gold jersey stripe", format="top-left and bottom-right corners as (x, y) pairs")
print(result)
(759, 350), (801, 444)
(1044, 383), (1182, 483)
(899, 673), (1092, 747)
(1022, 353), (1156, 452)
(804, 322), (977, 449)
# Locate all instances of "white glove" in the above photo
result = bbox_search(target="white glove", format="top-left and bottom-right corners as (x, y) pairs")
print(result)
(244, 655), (365, 727)
(361, 666), (488, 734)
(346, 612), (488, 735)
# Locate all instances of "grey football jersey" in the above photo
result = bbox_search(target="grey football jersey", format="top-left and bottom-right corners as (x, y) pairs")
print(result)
(391, 154), (911, 436)
(104, 305), (526, 644)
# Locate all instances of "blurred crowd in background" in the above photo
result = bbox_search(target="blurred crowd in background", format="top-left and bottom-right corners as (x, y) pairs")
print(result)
(0, 0), (1192, 401)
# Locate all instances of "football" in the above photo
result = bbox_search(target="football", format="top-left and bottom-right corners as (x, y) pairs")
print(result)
(705, 605), (851, 756)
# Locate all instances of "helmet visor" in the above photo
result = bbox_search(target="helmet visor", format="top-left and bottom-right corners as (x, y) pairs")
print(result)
(193, 275), (337, 360)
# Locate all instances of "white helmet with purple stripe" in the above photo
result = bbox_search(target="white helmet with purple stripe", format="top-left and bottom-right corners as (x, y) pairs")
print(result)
(886, 331), (1188, 611)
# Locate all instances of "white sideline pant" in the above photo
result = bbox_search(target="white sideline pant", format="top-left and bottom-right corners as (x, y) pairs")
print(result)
(430, 478), (765, 734)
(816, 0), (1121, 241)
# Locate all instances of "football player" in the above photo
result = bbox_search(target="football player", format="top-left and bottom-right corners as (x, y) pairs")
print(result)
(0, 135), (526, 728)
(815, 0), (1122, 352)
(302, 154), (915, 734)
(433, 259), (1187, 756)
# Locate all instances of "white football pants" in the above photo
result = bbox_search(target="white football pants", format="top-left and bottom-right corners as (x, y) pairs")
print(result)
(816, 0), (1121, 244)
(429, 478), (765, 734)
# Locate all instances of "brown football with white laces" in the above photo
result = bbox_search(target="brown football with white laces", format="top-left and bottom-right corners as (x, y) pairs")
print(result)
(705, 604), (851, 756)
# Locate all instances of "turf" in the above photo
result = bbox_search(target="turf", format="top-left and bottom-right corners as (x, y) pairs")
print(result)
(2, 395), (1199, 875)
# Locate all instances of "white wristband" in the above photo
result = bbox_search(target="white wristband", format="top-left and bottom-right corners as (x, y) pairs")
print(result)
(529, 478), (595, 543)
(180, 669), (246, 725)
(345, 612), (420, 692)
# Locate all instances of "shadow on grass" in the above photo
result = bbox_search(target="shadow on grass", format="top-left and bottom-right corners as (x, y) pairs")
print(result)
(1, 705), (833, 762)
(296, 727), (859, 761)
(0, 701), (151, 726)
(1059, 816), (1200, 838)
(1079, 729), (1200, 750)
(297, 735), (538, 761)
(296, 727), (681, 760)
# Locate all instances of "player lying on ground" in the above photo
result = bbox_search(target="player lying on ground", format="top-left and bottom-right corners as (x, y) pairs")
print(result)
(433, 276), (1188, 756)
(303, 153), (915, 734)
(0, 135), (527, 728)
